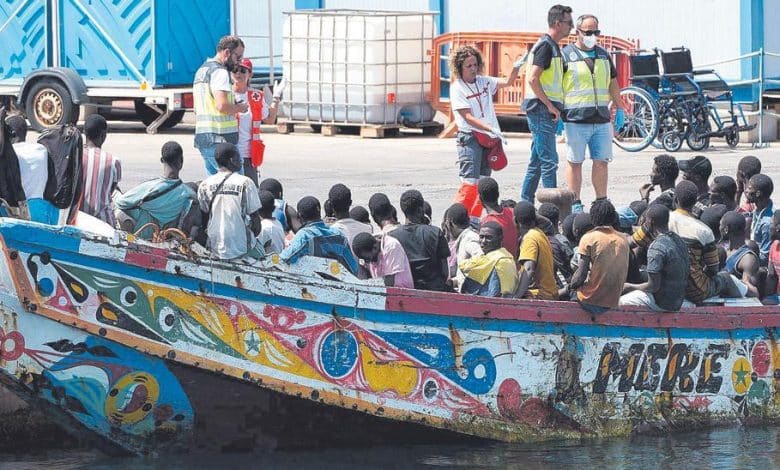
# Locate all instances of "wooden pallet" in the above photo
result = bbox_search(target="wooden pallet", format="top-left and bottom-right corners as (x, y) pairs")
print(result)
(276, 120), (443, 139)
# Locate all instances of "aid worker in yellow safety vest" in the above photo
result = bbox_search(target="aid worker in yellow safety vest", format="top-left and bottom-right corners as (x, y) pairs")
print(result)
(193, 35), (249, 176)
(520, 4), (573, 205)
(561, 14), (626, 214)
(231, 58), (287, 186)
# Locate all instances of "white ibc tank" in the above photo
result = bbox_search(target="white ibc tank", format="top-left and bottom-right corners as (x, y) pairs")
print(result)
(282, 9), (435, 125)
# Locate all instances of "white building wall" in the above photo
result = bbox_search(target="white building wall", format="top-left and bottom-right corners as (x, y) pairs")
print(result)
(232, 0), (295, 74)
(446, 0), (743, 79)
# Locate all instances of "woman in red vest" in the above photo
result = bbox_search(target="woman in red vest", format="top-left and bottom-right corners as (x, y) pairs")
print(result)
(231, 58), (284, 185)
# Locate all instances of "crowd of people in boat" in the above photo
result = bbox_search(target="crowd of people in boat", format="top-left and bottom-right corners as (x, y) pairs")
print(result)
(3, 111), (778, 312)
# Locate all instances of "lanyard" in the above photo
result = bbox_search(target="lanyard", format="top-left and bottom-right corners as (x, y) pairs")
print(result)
(463, 79), (485, 118)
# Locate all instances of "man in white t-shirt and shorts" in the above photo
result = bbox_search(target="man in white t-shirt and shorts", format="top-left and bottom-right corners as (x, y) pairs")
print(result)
(198, 143), (263, 260)
(449, 45), (522, 217)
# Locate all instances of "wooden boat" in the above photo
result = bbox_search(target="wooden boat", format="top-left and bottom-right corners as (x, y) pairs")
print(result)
(1, 218), (778, 455)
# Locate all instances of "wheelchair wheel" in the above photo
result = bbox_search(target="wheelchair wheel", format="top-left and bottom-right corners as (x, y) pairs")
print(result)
(661, 131), (683, 152)
(726, 129), (740, 148)
(612, 87), (658, 152)
(686, 103), (711, 151)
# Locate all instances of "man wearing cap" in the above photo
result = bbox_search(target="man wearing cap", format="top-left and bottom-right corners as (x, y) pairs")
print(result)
(231, 58), (286, 185)
(561, 14), (625, 214)
(678, 155), (712, 218)
(193, 35), (249, 176)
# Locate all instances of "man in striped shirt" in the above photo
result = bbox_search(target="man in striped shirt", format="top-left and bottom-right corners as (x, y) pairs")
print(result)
(81, 114), (122, 226)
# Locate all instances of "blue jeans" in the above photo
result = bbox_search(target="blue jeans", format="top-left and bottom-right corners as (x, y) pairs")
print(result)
(521, 107), (559, 203)
(195, 132), (238, 176)
(198, 144), (219, 176)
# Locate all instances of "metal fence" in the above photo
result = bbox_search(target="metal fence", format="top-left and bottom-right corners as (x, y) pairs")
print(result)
(695, 49), (780, 147)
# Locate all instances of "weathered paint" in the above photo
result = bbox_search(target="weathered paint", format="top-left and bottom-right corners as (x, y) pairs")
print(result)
(1, 219), (780, 453)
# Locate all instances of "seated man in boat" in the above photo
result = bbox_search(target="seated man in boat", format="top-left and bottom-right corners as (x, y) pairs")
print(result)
(5, 114), (58, 224)
(569, 199), (629, 314)
(352, 232), (413, 288)
(479, 178), (518, 258)
(258, 178), (301, 234)
(257, 190), (286, 253)
(80, 114), (122, 226)
(389, 190), (451, 292)
(280, 196), (358, 274)
(678, 155), (712, 218)
(721, 211), (761, 297)
(114, 141), (201, 240)
(620, 204), (690, 311)
(537, 202), (574, 286)
(328, 183), (372, 254)
(765, 212), (780, 304)
(198, 143), (264, 260)
(669, 181), (732, 304)
(514, 201), (558, 300)
(368, 193), (401, 235)
(459, 222), (519, 298)
(745, 173), (774, 266)
(442, 203), (482, 291)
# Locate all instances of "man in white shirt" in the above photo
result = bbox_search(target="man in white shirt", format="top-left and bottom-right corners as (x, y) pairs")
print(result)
(197, 143), (263, 259)
(6, 115), (58, 224)
(328, 183), (372, 255)
(257, 189), (285, 253)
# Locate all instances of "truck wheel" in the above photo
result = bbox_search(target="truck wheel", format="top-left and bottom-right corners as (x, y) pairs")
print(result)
(134, 100), (185, 130)
(25, 79), (79, 131)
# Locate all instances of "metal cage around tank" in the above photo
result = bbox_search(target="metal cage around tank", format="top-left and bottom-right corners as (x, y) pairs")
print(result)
(280, 9), (436, 127)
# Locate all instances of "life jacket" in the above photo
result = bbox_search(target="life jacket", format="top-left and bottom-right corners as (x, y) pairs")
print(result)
(238, 88), (266, 167)
(193, 59), (238, 136)
(561, 44), (612, 123)
(523, 35), (564, 111)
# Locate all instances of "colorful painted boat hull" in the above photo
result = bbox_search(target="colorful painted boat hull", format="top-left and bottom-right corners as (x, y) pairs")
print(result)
(1, 219), (780, 454)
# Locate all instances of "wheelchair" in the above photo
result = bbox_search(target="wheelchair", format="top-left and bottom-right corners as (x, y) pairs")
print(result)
(613, 47), (755, 152)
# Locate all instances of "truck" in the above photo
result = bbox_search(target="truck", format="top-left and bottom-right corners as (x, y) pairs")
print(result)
(0, 0), (230, 133)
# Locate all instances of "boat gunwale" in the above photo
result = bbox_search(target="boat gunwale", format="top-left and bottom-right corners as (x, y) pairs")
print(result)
(1, 219), (779, 333)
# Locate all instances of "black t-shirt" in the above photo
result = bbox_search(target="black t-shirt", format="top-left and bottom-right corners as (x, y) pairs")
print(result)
(389, 223), (451, 292)
(646, 231), (690, 311)
(531, 34), (561, 70)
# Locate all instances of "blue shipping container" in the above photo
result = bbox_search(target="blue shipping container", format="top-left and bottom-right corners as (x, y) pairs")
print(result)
(0, 0), (230, 87)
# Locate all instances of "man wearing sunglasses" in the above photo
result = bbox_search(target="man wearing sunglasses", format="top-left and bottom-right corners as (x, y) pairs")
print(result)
(193, 35), (250, 176)
(561, 14), (625, 214)
(520, 4), (572, 205)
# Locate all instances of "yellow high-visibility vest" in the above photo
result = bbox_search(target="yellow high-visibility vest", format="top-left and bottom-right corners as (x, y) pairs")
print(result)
(193, 59), (238, 136)
(522, 35), (564, 111)
(561, 44), (612, 122)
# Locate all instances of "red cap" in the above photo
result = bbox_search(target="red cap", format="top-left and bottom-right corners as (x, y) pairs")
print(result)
(238, 58), (253, 72)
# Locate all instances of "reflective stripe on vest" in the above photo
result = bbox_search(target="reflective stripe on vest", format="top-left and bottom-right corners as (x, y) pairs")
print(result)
(562, 44), (611, 122)
(523, 36), (564, 107)
(193, 59), (238, 135)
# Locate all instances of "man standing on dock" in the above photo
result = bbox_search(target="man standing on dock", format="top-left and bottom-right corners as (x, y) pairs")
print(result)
(193, 35), (249, 176)
(520, 4), (572, 204)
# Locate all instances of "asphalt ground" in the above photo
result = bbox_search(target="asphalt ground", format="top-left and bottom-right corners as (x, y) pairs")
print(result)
(90, 116), (778, 226)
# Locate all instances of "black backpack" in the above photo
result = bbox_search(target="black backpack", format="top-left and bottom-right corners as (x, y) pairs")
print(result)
(37, 124), (83, 222)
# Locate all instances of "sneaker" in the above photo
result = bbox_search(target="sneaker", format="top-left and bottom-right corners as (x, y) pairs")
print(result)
(571, 200), (584, 214)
